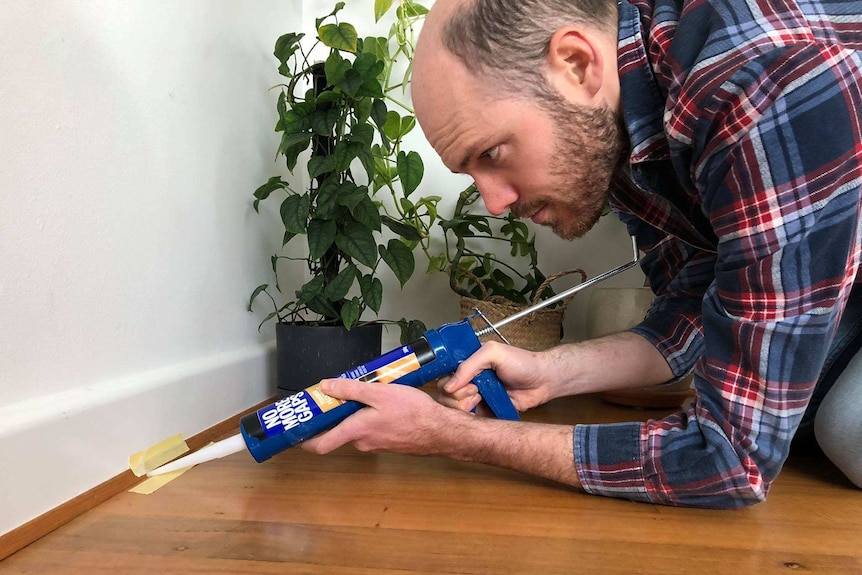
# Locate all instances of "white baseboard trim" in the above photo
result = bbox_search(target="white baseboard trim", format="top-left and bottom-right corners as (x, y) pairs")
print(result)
(0, 341), (276, 537)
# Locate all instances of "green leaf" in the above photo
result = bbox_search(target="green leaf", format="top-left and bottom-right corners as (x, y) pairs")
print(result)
(379, 239), (415, 287)
(282, 140), (307, 172)
(399, 318), (428, 345)
(359, 274), (383, 313)
(415, 196), (441, 223)
(247, 284), (269, 312)
(374, 0), (394, 21)
(426, 253), (448, 273)
(278, 132), (312, 157)
(349, 123), (375, 147)
(493, 269), (515, 291)
(280, 194), (309, 233)
(362, 36), (390, 67)
(336, 222), (378, 268)
(311, 108), (340, 136)
(315, 1), (346, 29)
(337, 68), (362, 97)
(396, 151), (423, 197)
(276, 91), (287, 130)
(305, 295), (340, 319)
(257, 311), (279, 332)
(351, 196), (382, 231)
(315, 91), (342, 105)
(340, 298), (362, 329)
(336, 183), (369, 210)
(324, 264), (358, 301)
(355, 76), (384, 99)
(283, 231), (297, 246)
(399, 115), (416, 137)
(399, 197), (415, 215)
(308, 154), (336, 179)
(351, 54), (385, 99)
(318, 22), (358, 53)
(382, 111), (402, 141)
(371, 99), (388, 128)
(281, 101), (316, 133)
(253, 176), (287, 203)
(382, 112), (415, 140)
(333, 141), (360, 173)
(372, 150), (393, 185)
(381, 215), (422, 241)
(307, 219), (337, 260)
(315, 179), (341, 220)
(324, 51), (351, 86)
(296, 275), (325, 305)
(274, 33), (305, 77)
(353, 97), (373, 125)
(352, 52), (383, 81)
(397, 1), (429, 19)
(357, 146), (375, 182)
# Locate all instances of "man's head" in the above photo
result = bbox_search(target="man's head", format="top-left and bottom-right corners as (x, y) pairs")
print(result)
(413, 0), (626, 240)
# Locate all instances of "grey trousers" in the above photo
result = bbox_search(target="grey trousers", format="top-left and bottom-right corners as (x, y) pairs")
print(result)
(799, 285), (862, 488)
(815, 348), (862, 487)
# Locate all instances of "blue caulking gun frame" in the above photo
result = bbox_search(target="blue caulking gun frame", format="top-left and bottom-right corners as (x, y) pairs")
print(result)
(147, 238), (640, 476)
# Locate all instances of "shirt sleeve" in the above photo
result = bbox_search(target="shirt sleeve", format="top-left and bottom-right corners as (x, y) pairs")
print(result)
(611, 204), (714, 380)
(576, 42), (862, 508)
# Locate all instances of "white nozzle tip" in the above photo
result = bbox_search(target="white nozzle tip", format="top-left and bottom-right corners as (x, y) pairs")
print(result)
(146, 434), (246, 477)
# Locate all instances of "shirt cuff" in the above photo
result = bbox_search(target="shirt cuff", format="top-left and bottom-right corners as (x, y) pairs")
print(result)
(574, 422), (653, 503)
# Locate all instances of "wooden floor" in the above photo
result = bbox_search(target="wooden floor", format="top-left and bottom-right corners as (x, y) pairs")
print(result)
(2, 392), (860, 575)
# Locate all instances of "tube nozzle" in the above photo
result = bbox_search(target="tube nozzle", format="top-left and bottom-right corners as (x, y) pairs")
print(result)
(146, 433), (247, 477)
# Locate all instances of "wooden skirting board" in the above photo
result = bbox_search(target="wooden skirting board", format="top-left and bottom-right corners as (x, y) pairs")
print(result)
(0, 398), (273, 561)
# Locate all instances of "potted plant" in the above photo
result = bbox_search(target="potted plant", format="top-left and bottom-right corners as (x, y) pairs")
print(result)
(248, 1), (438, 395)
(425, 184), (587, 351)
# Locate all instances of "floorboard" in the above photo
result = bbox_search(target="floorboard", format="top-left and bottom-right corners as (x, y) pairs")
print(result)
(2, 392), (860, 575)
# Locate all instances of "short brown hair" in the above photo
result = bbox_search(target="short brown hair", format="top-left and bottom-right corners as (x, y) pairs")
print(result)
(442, 0), (618, 98)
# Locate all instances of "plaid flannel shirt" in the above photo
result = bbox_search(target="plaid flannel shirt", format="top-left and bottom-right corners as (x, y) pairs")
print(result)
(573, 0), (862, 508)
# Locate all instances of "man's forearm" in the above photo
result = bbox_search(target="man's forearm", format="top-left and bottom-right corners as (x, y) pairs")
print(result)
(543, 331), (675, 398)
(436, 411), (583, 489)
(430, 332), (671, 488)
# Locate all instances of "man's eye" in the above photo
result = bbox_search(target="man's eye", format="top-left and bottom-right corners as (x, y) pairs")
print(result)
(480, 146), (499, 161)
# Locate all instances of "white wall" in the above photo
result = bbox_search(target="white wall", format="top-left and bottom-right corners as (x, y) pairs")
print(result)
(0, 0), (301, 536)
(0, 0), (643, 538)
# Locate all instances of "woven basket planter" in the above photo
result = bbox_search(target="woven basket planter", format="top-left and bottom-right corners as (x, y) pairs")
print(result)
(459, 269), (586, 352)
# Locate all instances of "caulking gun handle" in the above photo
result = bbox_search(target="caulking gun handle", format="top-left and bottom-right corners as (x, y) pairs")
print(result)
(472, 369), (520, 421)
(432, 320), (520, 421)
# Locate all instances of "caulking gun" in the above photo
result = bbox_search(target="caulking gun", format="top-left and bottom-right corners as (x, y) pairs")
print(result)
(147, 237), (640, 476)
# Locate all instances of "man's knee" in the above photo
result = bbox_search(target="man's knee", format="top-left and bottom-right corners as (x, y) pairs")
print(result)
(814, 351), (862, 488)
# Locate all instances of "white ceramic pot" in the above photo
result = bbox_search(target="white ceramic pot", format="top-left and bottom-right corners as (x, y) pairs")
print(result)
(586, 286), (655, 339)
(586, 286), (693, 409)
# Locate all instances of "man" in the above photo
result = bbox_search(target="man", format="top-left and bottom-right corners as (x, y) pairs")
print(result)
(303, 0), (862, 508)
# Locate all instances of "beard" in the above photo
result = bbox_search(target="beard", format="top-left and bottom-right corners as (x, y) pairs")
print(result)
(511, 92), (627, 240)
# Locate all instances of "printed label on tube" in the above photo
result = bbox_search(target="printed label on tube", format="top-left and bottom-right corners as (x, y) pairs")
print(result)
(255, 340), (434, 439)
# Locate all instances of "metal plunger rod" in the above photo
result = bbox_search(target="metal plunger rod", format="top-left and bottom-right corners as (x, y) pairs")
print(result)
(477, 236), (640, 337)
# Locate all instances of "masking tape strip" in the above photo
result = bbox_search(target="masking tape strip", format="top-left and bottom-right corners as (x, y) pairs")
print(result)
(129, 467), (192, 494)
(128, 433), (190, 477)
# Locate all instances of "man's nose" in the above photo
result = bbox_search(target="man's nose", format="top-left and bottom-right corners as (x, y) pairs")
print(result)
(473, 175), (518, 216)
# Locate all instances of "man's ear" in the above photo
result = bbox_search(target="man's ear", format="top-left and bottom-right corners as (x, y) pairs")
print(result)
(545, 27), (605, 102)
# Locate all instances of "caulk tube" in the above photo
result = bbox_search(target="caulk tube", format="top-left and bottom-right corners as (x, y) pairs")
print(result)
(239, 332), (439, 463)
(238, 319), (519, 463)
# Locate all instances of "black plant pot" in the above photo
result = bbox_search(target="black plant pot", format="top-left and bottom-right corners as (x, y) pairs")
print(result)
(275, 322), (384, 397)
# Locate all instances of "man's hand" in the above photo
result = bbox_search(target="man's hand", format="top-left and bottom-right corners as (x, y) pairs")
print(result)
(301, 378), (460, 456)
(437, 341), (553, 413)
(438, 333), (677, 415)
